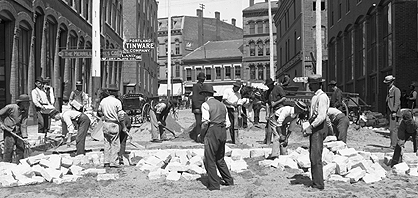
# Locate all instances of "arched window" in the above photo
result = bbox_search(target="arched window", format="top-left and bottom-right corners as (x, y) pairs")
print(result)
(257, 41), (263, 56)
(249, 41), (255, 56)
(265, 40), (270, 55)
(249, 64), (256, 80)
(175, 39), (180, 55)
(257, 64), (264, 80)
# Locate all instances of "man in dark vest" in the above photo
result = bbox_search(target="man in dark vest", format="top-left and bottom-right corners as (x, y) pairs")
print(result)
(198, 84), (234, 190)
(191, 72), (206, 142)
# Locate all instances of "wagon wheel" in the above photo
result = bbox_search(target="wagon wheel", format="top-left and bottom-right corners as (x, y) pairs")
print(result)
(142, 103), (151, 122)
(342, 97), (360, 124)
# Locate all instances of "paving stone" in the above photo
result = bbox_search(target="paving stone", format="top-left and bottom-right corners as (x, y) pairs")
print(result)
(191, 149), (204, 157)
(250, 149), (269, 158)
(229, 159), (248, 173)
(332, 155), (349, 175)
(27, 154), (46, 166)
(31, 176), (46, 184)
(0, 173), (18, 187)
(370, 163), (387, 178)
(296, 154), (311, 169)
(288, 150), (300, 161)
(407, 168), (418, 177)
(53, 175), (81, 184)
(40, 168), (62, 182)
(295, 147), (309, 155)
(175, 150), (189, 165)
(69, 165), (84, 176)
(73, 155), (90, 166)
(48, 155), (62, 170)
(324, 136), (337, 143)
(17, 177), (38, 186)
(338, 148), (358, 157)
(351, 160), (374, 173)
(225, 145), (232, 156)
(393, 162), (409, 175)
(97, 173), (119, 181)
(181, 172), (200, 181)
(324, 141), (346, 152)
(188, 155), (203, 167)
(82, 168), (106, 175)
(323, 163), (337, 179)
(166, 172), (181, 181)
(345, 167), (366, 183)
(370, 152), (385, 163)
(187, 164), (206, 174)
(60, 167), (69, 175)
(11, 164), (35, 179)
(328, 174), (350, 183)
(258, 160), (274, 167)
(273, 156), (298, 169)
(139, 164), (159, 172)
(148, 169), (164, 180)
(362, 173), (382, 184)
(87, 153), (101, 166)
(322, 147), (335, 165)
(19, 158), (30, 167)
(144, 156), (164, 167)
(165, 161), (188, 172)
(154, 150), (172, 161)
(347, 154), (365, 170)
(39, 159), (53, 168)
(358, 151), (372, 161)
(403, 153), (418, 165)
(231, 149), (251, 160)
(61, 157), (73, 168)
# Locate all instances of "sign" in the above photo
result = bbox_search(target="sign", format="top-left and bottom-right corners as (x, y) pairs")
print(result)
(124, 38), (155, 54)
(293, 77), (308, 83)
(58, 49), (122, 58)
(101, 54), (142, 62)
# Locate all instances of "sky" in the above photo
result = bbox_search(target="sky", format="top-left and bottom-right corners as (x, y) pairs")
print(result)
(157, 0), (269, 28)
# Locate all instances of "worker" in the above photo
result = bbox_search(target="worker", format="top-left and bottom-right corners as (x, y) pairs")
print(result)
(69, 81), (88, 112)
(267, 101), (309, 159)
(327, 107), (349, 143)
(198, 83), (234, 190)
(391, 110), (418, 166)
(303, 74), (329, 190)
(252, 89), (264, 125)
(98, 84), (126, 168)
(384, 75), (401, 149)
(31, 76), (54, 137)
(328, 80), (343, 110)
(223, 81), (242, 144)
(149, 99), (177, 143)
(407, 83), (417, 109)
(191, 72), (206, 142)
(51, 109), (91, 155)
(43, 77), (55, 106)
(0, 94), (30, 163)
(264, 78), (287, 145)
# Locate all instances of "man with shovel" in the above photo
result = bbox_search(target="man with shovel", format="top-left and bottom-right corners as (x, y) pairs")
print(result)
(149, 99), (178, 143)
(0, 94), (31, 163)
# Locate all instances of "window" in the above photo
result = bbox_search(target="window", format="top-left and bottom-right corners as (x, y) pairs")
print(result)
(338, 1), (342, 19)
(235, 65), (241, 79)
(257, 41), (263, 56)
(249, 41), (255, 56)
(249, 65), (256, 80)
(175, 64), (180, 77)
(18, 27), (30, 95)
(266, 64), (270, 79)
(205, 67), (211, 80)
(165, 40), (168, 55)
(175, 39), (180, 54)
(45, 21), (57, 79)
(313, 0), (326, 11)
(257, 21), (263, 34)
(265, 40), (270, 55)
(249, 22), (255, 34)
(196, 67), (202, 79)
(265, 20), (269, 33)
(215, 67), (221, 79)
(225, 66), (231, 79)
(257, 65), (264, 80)
(186, 68), (192, 81)
(294, 31), (297, 55)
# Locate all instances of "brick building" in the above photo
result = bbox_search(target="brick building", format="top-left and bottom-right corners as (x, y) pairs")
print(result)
(273, 0), (327, 90)
(181, 39), (243, 96)
(327, 0), (418, 112)
(0, 0), (123, 113)
(157, 10), (243, 93)
(122, 0), (158, 97)
(242, 0), (278, 87)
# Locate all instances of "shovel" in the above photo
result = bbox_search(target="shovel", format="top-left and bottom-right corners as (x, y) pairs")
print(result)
(2, 125), (32, 157)
(158, 123), (178, 138)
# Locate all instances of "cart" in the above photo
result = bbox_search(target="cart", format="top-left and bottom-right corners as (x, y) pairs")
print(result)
(121, 93), (151, 124)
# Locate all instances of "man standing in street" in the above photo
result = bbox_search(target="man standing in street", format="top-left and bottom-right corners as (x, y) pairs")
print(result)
(303, 74), (329, 190)
(223, 81), (242, 144)
(52, 109), (91, 156)
(264, 78), (286, 145)
(43, 77), (55, 107)
(149, 99), (177, 143)
(191, 72), (206, 142)
(407, 83), (417, 109)
(69, 81), (88, 112)
(328, 80), (343, 110)
(98, 84), (125, 167)
(384, 75), (401, 149)
(31, 76), (54, 136)
(0, 94), (30, 163)
(252, 89), (263, 125)
(327, 107), (349, 143)
(199, 84), (234, 191)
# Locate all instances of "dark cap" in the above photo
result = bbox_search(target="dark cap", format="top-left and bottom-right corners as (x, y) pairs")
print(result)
(16, 94), (30, 102)
(107, 84), (119, 91)
(197, 72), (206, 80)
(43, 77), (51, 83)
(35, 76), (44, 83)
(307, 74), (325, 84)
(328, 80), (337, 86)
(233, 81), (242, 87)
(294, 101), (308, 111)
(76, 81), (82, 86)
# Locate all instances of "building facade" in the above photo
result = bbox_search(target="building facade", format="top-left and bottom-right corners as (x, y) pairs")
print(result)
(327, 0), (417, 112)
(122, 0), (158, 97)
(274, 0), (327, 90)
(242, 0), (278, 87)
(157, 9), (243, 91)
(181, 40), (243, 96)
(0, 0), (123, 118)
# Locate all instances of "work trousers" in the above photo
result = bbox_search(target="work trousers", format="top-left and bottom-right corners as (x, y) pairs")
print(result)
(241, 106), (248, 128)
(253, 103), (262, 124)
(36, 109), (51, 134)
(389, 115), (399, 147)
(119, 115), (131, 157)
(75, 114), (90, 155)
(3, 130), (25, 163)
(270, 117), (293, 157)
(149, 110), (167, 140)
(191, 112), (202, 142)
(332, 113), (349, 143)
(103, 122), (120, 165)
(309, 122), (327, 189)
(203, 124), (234, 190)
(227, 108), (236, 144)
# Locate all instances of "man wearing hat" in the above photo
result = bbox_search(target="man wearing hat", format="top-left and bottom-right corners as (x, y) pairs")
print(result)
(326, 107), (349, 143)
(407, 82), (417, 109)
(328, 80), (343, 110)
(198, 83), (234, 190)
(384, 75), (401, 149)
(191, 72), (207, 142)
(69, 81), (87, 112)
(149, 99), (178, 143)
(0, 94), (30, 163)
(303, 74), (329, 190)
(264, 78), (287, 145)
(222, 81), (242, 144)
(43, 77), (55, 106)
(98, 84), (126, 167)
(31, 76), (54, 135)
(267, 101), (309, 159)
(391, 110), (418, 166)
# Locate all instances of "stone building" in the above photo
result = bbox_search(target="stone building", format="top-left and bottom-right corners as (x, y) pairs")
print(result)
(0, 0), (123, 113)
(327, 0), (417, 112)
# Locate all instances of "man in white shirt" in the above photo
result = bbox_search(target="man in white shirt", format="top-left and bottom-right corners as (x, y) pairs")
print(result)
(31, 76), (53, 135)
(52, 109), (91, 155)
(222, 81), (241, 144)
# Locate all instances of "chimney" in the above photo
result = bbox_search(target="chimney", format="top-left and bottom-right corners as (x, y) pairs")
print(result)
(250, 0), (254, 6)
(232, 18), (236, 26)
(196, 9), (203, 18)
(215, 11), (220, 20)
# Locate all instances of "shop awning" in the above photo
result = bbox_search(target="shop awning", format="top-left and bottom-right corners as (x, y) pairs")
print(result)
(158, 83), (183, 96)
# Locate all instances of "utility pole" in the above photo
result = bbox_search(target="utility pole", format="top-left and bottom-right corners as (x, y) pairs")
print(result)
(268, 0), (275, 79)
(315, 0), (322, 75)
(167, 0), (172, 98)
(92, 0), (101, 100)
